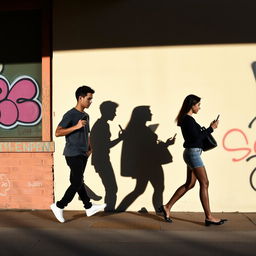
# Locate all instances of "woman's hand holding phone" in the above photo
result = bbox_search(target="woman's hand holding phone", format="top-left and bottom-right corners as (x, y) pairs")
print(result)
(211, 114), (220, 129)
(166, 133), (177, 146)
(215, 114), (220, 122)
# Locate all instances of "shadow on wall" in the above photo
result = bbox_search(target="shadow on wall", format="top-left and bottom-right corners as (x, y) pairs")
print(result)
(90, 101), (123, 211)
(116, 106), (174, 213)
(252, 62), (256, 80)
(89, 104), (175, 212)
(53, 0), (256, 51)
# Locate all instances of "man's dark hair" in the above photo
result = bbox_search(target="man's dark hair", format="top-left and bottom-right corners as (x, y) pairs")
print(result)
(75, 86), (95, 101)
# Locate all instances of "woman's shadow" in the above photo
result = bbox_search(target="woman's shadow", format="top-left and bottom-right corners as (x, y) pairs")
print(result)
(116, 106), (174, 213)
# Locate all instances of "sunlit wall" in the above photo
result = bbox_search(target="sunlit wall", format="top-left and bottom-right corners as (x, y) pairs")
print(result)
(53, 44), (256, 211)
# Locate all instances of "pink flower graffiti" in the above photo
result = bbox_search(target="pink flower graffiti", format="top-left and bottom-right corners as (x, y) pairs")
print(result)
(0, 75), (41, 129)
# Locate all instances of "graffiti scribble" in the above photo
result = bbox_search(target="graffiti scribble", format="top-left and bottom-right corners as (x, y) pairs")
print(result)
(28, 181), (43, 188)
(0, 174), (10, 196)
(222, 117), (256, 191)
(222, 128), (252, 162)
(0, 75), (42, 129)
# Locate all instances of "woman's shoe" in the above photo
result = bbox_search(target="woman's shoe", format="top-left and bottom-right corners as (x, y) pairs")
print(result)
(159, 205), (172, 223)
(205, 219), (227, 226)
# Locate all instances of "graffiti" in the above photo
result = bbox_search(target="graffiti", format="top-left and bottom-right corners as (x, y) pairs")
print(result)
(28, 181), (42, 188)
(0, 141), (55, 152)
(222, 117), (256, 191)
(0, 174), (10, 196)
(222, 128), (253, 162)
(0, 75), (41, 129)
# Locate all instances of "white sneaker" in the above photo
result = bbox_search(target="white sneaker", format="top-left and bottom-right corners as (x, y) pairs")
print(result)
(50, 203), (65, 223)
(85, 203), (107, 217)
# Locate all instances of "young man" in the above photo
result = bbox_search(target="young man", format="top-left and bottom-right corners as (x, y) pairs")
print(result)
(51, 85), (106, 223)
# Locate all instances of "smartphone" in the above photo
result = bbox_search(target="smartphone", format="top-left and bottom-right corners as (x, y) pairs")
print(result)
(119, 124), (124, 131)
(82, 115), (88, 121)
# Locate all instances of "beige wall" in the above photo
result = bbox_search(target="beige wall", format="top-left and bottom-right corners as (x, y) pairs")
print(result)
(53, 44), (256, 212)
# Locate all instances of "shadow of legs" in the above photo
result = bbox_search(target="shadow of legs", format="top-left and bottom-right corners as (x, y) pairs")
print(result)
(116, 178), (148, 212)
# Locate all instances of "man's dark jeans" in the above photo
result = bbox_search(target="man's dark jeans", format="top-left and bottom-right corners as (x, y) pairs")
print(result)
(57, 155), (92, 209)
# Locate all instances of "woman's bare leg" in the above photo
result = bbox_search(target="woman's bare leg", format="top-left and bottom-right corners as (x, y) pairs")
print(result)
(163, 166), (197, 218)
(192, 166), (220, 222)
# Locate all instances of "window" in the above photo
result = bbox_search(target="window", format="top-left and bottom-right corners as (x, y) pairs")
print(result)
(0, 10), (42, 141)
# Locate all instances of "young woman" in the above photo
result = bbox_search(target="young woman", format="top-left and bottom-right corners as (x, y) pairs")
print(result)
(160, 94), (227, 226)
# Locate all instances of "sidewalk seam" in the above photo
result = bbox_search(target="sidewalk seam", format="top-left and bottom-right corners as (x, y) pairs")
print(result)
(242, 213), (256, 226)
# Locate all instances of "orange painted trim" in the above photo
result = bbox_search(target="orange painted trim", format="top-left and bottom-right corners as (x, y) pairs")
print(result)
(41, 2), (52, 142)
(42, 56), (52, 141)
(0, 142), (55, 152)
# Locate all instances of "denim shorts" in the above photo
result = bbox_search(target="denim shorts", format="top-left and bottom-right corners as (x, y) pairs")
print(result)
(183, 148), (204, 169)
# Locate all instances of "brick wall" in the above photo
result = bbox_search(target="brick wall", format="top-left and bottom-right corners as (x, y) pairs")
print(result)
(0, 152), (54, 209)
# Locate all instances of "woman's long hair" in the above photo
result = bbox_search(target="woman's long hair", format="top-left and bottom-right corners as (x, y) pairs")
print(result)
(126, 106), (150, 131)
(176, 94), (201, 126)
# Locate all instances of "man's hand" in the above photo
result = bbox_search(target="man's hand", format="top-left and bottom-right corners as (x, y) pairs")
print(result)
(55, 119), (87, 137)
(76, 119), (87, 129)
(118, 130), (126, 140)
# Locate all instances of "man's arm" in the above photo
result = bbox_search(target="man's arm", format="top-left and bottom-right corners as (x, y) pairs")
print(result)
(55, 119), (86, 137)
(109, 131), (124, 148)
(86, 136), (92, 157)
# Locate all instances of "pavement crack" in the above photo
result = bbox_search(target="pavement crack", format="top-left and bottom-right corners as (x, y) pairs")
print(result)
(242, 213), (256, 226)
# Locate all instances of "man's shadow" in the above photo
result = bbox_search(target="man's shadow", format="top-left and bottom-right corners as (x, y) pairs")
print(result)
(116, 106), (174, 213)
(90, 101), (123, 212)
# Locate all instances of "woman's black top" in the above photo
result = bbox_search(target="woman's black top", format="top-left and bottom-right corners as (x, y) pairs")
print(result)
(180, 115), (213, 149)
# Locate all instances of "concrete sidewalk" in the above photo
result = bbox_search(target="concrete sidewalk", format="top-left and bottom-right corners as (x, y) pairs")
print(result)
(0, 210), (255, 256)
